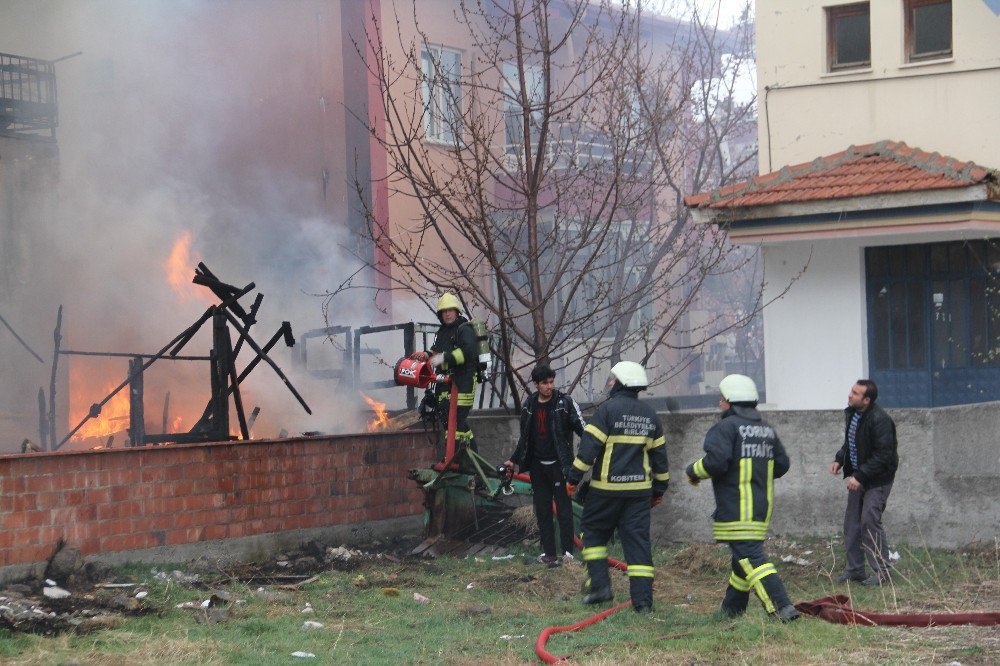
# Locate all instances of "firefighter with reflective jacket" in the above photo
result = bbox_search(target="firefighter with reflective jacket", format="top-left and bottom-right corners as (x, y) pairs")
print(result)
(428, 293), (480, 456)
(685, 374), (799, 622)
(565, 361), (668, 614)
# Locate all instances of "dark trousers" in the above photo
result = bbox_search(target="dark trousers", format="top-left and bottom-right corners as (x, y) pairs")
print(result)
(580, 494), (653, 607)
(721, 540), (792, 615)
(530, 460), (575, 556)
(844, 482), (893, 579)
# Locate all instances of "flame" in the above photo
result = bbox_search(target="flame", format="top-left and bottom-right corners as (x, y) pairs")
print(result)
(171, 416), (184, 433)
(360, 392), (389, 432)
(68, 366), (132, 441)
(163, 230), (211, 303)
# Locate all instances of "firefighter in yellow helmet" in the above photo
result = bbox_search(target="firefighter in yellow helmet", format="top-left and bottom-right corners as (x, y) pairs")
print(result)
(428, 293), (480, 457)
(565, 361), (668, 614)
(685, 374), (799, 622)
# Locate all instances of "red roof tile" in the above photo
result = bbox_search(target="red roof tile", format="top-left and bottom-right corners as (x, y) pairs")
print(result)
(685, 141), (995, 210)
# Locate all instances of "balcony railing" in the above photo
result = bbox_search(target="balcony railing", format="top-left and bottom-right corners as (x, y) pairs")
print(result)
(0, 52), (58, 140)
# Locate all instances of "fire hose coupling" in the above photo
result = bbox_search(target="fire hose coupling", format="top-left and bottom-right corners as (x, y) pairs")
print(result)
(496, 464), (515, 496)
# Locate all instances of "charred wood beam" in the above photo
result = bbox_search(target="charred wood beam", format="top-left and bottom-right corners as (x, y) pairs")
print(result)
(142, 433), (237, 445)
(223, 326), (249, 440)
(0, 310), (44, 363)
(60, 349), (210, 361)
(161, 391), (170, 434)
(37, 388), (47, 451)
(247, 406), (261, 435)
(48, 305), (62, 449)
(128, 356), (145, 447)
(232, 293), (264, 360)
(194, 263), (250, 321)
(168, 283), (253, 358)
(56, 306), (219, 450)
(221, 311), (311, 415)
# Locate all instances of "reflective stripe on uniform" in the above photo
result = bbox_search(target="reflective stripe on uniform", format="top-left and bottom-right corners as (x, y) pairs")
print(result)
(451, 348), (465, 366)
(739, 558), (777, 613)
(572, 458), (592, 472)
(692, 458), (710, 480)
(653, 472), (670, 481)
(582, 546), (608, 561)
(627, 564), (654, 578)
(590, 479), (652, 491)
(712, 520), (769, 541)
(765, 459), (775, 524)
(728, 571), (751, 592)
(649, 435), (665, 449)
(584, 423), (608, 443)
(739, 458), (753, 523)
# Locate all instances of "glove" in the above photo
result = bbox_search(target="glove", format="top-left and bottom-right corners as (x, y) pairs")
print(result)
(686, 475), (700, 487)
(565, 482), (577, 497)
(650, 494), (664, 508)
(429, 353), (445, 368)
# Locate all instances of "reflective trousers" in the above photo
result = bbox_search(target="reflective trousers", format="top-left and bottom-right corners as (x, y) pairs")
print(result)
(580, 494), (653, 608)
(721, 540), (791, 615)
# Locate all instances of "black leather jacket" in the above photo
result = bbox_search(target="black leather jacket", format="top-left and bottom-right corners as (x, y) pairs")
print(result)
(836, 402), (898, 489)
(509, 390), (585, 476)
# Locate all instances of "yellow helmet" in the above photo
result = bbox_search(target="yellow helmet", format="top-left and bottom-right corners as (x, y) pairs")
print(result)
(436, 293), (462, 314)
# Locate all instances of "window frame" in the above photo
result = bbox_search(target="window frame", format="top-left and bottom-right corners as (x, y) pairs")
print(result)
(826, 2), (872, 72)
(904, 0), (952, 63)
(421, 44), (463, 145)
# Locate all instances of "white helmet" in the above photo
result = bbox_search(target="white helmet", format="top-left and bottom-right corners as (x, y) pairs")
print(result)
(610, 361), (649, 388)
(719, 374), (759, 403)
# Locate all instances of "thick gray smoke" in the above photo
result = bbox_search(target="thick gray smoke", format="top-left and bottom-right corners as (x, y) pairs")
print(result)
(0, 1), (396, 450)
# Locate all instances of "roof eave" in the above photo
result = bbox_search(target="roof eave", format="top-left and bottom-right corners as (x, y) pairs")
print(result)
(693, 184), (993, 226)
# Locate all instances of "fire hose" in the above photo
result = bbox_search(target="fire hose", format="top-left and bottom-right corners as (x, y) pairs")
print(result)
(795, 594), (1000, 627)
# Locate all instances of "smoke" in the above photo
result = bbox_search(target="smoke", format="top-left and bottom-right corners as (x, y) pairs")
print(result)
(0, 0), (394, 449)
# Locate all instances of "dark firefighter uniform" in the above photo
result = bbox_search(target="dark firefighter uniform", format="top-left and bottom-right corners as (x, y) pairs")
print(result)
(430, 294), (479, 456)
(566, 366), (668, 611)
(685, 375), (796, 620)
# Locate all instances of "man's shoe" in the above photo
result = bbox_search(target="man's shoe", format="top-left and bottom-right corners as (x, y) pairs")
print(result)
(633, 604), (652, 614)
(582, 588), (613, 605)
(772, 604), (800, 623)
(833, 572), (866, 584)
(537, 554), (560, 568)
(861, 573), (889, 586)
(561, 551), (575, 562)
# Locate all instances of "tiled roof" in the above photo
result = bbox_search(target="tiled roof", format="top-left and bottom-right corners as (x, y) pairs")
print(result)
(685, 141), (995, 210)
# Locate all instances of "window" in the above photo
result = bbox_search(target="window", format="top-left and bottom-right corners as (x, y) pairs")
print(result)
(905, 0), (952, 62)
(421, 46), (462, 143)
(503, 61), (545, 155)
(826, 3), (871, 71)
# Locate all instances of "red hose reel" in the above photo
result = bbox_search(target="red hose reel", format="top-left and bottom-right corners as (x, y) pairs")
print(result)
(393, 353), (446, 389)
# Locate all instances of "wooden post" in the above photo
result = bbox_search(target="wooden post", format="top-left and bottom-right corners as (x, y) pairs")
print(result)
(37, 388), (47, 451)
(128, 356), (145, 447)
(161, 391), (170, 434)
(48, 305), (62, 450)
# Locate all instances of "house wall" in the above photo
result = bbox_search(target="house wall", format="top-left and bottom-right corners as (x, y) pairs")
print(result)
(0, 431), (434, 584)
(756, 0), (1000, 172)
(472, 401), (1000, 549)
(762, 238), (866, 409)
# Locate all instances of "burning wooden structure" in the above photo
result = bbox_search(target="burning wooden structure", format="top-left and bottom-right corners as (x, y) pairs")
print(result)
(52, 263), (310, 449)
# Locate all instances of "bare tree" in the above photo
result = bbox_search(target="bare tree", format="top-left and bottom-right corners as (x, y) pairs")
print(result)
(336, 0), (768, 405)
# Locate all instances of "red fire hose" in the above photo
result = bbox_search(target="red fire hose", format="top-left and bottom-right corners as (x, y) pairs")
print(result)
(533, 513), (631, 663)
(796, 594), (1000, 627)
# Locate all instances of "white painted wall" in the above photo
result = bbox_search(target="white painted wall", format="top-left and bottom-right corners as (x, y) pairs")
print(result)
(762, 237), (866, 409)
(756, 0), (1000, 172)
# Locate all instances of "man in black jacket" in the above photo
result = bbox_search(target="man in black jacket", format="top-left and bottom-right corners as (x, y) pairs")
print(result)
(830, 379), (898, 586)
(429, 293), (480, 457)
(504, 364), (585, 566)
(566, 361), (668, 614)
(685, 374), (798, 622)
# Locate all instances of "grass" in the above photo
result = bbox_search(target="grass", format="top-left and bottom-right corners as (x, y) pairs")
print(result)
(2, 536), (998, 665)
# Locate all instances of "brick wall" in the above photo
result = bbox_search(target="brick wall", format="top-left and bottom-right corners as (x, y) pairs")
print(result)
(0, 432), (435, 570)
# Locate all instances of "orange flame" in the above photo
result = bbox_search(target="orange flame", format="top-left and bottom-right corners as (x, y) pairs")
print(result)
(360, 392), (389, 432)
(68, 367), (131, 441)
(163, 230), (211, 303)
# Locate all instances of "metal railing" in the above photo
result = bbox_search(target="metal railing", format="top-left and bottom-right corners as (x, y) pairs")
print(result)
(0, 51), (58, 139)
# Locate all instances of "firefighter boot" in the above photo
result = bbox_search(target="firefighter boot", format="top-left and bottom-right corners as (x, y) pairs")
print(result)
(720, 585), (749, 619)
